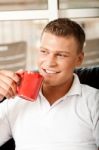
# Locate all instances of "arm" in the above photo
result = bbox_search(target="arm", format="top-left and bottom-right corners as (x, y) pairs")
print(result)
(0, 70), (20, 147)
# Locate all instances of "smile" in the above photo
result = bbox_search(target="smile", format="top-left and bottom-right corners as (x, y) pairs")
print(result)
(43, 69), (60, 74)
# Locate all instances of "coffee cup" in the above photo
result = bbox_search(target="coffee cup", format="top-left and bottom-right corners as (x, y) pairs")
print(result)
(17, 71), (43, 101)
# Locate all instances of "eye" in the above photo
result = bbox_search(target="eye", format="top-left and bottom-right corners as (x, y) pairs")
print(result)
(40, 49), (48, 55)
(57, 53), (67, 58)
(40, 50), (46, 53)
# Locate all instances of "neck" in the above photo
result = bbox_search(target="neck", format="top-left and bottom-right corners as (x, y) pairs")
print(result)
(42, 77), (74, 105)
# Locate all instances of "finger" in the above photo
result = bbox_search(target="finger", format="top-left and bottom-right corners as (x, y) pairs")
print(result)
(0, 94), (4, 101)
(16, 69), (24, 79)
(16, 69), (24, 74)
(0, 78), (16, 98)
(0, 70), (20, 83)
(6, 87), (16, 99)
(10, 81), (18, 95)
(0, 86), (13, 99)
(0, 72), (18, 88)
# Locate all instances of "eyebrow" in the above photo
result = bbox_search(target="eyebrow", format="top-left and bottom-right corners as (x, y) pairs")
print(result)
(40, 46), (70, 54)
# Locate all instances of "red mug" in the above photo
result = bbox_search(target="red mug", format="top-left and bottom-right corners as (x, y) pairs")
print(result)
(17, 71), (43, 101)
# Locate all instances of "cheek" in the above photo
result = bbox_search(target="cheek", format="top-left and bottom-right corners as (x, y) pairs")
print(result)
(37, 57), (45, 69)
(59, 61), (76, 75)
(60, 60), (74, 69)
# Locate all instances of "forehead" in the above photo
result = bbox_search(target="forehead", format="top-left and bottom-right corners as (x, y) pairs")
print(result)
(40, 32), (79, 52)
(41, 32), (78, 44)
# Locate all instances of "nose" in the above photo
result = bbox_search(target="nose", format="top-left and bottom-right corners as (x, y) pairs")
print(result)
(46, 54), (57, 67)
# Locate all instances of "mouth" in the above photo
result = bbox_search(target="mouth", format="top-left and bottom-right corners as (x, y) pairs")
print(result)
(42, 68), (60, 75)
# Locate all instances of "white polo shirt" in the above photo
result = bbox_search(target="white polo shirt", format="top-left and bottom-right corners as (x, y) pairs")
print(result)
(0, 74), (99, 150)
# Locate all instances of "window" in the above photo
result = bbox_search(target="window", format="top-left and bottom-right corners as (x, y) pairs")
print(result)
(0, 20), (48, 70)
(0, 0), (48, 11)
(59, 0), (99, 67)
(59, 0), (99, 9)
(0, 0), (99, 70)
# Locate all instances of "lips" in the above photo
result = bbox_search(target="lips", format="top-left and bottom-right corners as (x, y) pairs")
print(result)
(43, 69), (60, 74)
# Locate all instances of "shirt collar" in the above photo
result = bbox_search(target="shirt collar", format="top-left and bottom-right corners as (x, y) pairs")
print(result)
(39, 73), (82, 98)
(66, 73), (82, 97)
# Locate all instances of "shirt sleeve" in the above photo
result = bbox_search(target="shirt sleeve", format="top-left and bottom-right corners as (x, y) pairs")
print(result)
(91, 90), (99, 147)
(0, 100), (12, 146)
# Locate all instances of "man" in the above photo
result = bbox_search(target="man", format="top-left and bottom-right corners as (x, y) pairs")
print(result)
(0, 18), (99, 150)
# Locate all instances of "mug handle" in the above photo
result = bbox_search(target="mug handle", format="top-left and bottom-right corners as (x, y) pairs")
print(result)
(16, 72), (24, 93)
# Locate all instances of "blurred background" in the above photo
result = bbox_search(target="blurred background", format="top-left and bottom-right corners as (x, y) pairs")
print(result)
(0, 0), (99, 71)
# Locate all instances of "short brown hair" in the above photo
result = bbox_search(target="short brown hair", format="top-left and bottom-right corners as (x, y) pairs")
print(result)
(41, 18), (85, 52)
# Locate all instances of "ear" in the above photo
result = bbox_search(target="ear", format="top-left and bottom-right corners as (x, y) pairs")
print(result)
(76, 52), (84, 67)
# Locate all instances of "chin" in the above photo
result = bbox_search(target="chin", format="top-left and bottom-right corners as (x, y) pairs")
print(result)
(43, 79), (54, 85)
(43, 79), (60, 87)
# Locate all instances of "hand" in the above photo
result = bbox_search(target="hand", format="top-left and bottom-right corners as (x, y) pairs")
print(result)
(0, 70), (20, 101)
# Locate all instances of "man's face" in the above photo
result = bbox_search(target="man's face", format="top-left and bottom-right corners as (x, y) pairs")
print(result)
(37, 32), (84, 87)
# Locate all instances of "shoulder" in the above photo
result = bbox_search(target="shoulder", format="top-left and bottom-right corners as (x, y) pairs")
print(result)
(81, 84), (99, 98)
(75, 84), (99, 127)
(80, 84), (99, 111)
